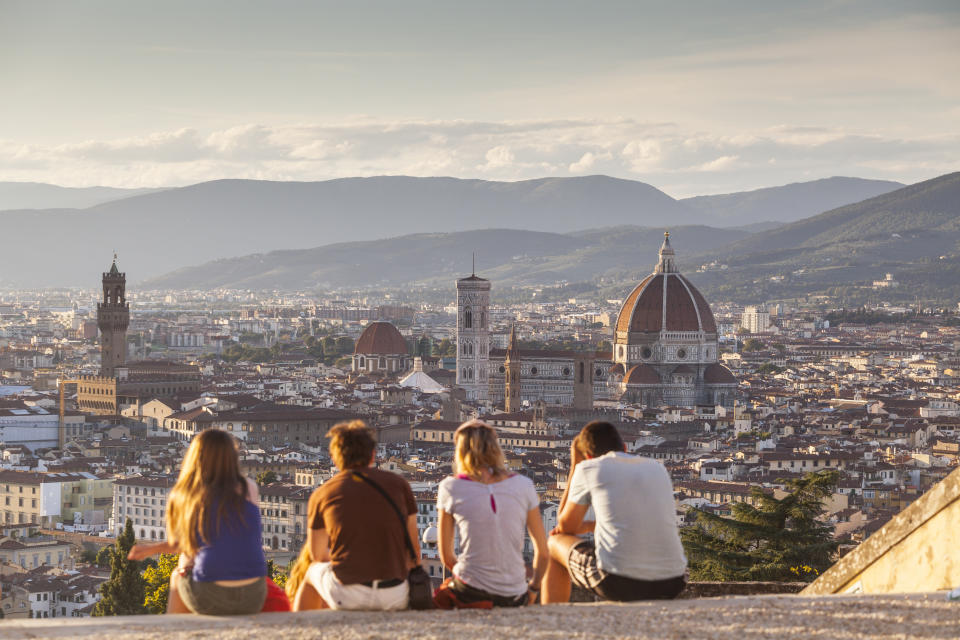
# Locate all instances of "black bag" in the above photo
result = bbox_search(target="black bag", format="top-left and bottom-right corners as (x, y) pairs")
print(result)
(352, 471), (436, 610)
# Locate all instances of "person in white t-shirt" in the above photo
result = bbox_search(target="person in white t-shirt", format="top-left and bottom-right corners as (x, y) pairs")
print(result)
(541, 421), (687, 603)
(435, 420), (549, 607)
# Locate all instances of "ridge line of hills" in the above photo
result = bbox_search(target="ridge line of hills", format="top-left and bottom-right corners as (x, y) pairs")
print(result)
(0, 175), (909, 288)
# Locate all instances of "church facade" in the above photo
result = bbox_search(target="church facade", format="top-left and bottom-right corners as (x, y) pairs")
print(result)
(455, 233), (737, 410)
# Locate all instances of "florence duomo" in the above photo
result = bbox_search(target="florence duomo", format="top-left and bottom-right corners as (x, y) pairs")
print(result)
(456, 232), (737, 411)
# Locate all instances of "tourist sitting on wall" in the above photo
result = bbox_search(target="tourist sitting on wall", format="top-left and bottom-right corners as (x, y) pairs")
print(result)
(293, 420), (419, 611)
(541, 421), (687, 603)
(433, 420), (548, 608)
(128, 428), (268, 615)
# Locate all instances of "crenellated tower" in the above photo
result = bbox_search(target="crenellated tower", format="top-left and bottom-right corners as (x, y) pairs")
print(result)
(97, 256), (129, 377)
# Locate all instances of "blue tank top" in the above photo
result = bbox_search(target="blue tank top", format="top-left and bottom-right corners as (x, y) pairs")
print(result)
(191, 499), (267, 582)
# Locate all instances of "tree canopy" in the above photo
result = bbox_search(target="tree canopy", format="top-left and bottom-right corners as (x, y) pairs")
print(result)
(93, 519), (147, 616)
(681, 470), (840, 582)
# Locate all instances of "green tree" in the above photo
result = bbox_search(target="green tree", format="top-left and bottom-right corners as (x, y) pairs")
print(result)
(742, 338), (766, 352)
(93, 519), (147, 616)
(257, 471), (278, 486)
(142, 554), (179, 614)
(95, 544), (113, 567)
(681, 471), (840, 582)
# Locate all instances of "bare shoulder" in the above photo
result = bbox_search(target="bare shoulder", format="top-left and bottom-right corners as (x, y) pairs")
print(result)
(244, 476), (259, 504)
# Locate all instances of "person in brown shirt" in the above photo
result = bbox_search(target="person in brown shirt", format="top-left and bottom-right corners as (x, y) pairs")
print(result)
(293, 420), (419, 611)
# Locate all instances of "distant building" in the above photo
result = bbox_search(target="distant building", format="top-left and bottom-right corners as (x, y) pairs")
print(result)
(607, 233), (737, 407)
(76, 260), (201, 416)
(351, 321), (411, 375)
(741, 305), (771, 334)
(455, 272), (491, 401)
(873, 273), (900, 289)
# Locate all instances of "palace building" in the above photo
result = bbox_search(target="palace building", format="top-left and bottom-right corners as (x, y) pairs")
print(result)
(76, 259), (201, 416)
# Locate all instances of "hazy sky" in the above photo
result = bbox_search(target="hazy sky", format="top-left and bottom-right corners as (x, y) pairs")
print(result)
(1, 0), (958, 196)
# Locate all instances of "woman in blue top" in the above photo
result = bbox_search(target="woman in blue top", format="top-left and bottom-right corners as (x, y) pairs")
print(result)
(128, 428), (267, 615)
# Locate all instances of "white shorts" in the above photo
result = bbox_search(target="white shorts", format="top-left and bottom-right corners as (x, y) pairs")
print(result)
(305, 562), (409, 611)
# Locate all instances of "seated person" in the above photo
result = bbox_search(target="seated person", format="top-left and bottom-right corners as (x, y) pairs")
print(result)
(128, 428), (267, 615)
(293, 420), (419, 611)
(435, 420), (547, 607)
(541, 421), (687, 603)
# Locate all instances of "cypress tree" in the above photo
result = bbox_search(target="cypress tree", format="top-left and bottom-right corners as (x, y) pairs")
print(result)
(93, 518), (147, 616)
(681, 470), (840, 582)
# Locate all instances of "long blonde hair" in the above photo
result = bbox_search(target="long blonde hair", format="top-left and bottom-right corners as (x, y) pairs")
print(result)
(286, 545), (312, 599)
(454, 420), (507, 480)
(167, 428), (248, 556)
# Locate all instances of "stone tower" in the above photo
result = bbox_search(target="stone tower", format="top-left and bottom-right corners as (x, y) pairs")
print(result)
(456, 269), (490, 401)
(504, 325), (522, 413)
(97, 257), (129, 378)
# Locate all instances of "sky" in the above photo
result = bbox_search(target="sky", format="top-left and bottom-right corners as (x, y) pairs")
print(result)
(0, 0), (958, 197)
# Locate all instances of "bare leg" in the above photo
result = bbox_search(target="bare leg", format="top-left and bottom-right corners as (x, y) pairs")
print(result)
(541, 534), (581, 604)
(167, 572), (191, 614)
(293, 580), (329, 611)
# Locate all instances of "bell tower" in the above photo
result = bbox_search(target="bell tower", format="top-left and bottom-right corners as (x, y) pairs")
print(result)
(456, 264), (490, 402)
(504, 325), (522, 413)
(97, 256), (129, 378)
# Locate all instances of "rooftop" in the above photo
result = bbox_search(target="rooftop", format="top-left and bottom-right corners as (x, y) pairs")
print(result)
(0, 594), (954, 639)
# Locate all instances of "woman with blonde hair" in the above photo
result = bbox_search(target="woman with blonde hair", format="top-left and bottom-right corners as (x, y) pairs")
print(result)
(434, 420), (548, 608)
(128, 428), (268, 615)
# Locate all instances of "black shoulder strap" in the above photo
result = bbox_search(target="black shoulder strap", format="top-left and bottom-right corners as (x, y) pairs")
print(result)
(352, 471), (418, 562)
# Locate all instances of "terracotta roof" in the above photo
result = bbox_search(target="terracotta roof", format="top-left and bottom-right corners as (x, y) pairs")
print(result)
(623, 364), (660, 385)
(673, 364), (695, 375)
(704, 363), (737, 384)
(615, 273), (717, 334)
(608, 363), (625, 376)
(354, 322), (408, 355)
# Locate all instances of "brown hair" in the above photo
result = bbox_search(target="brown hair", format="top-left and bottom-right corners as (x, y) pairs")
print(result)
(166, 428), (248, 557)
(454, 420), (507, 480)
(285, 544), (312, 600)
(328, 420), (377, 470)
(576, 421), (625, 458)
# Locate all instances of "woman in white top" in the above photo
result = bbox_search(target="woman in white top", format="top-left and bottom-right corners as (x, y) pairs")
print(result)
(435, 420), (548, 607)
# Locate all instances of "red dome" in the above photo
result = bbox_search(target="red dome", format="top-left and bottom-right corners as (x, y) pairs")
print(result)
(616, 273), (717, 334)
(703, 363), (737, 384)
(623, 364), (660, 385)
(354, 322), (408, 355)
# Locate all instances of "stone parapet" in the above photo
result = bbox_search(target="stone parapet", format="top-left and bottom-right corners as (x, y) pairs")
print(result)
(0, 594), (954, 640)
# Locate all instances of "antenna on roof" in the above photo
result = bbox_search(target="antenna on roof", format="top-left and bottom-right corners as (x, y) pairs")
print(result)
(472, 252), (476, 277)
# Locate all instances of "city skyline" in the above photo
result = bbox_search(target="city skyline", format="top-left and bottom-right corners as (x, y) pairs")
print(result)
(1, 1), (958, 196)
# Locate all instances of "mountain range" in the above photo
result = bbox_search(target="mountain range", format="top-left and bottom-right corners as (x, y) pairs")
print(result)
(0, 175), (910, 287)
(142, 172), (960, 303)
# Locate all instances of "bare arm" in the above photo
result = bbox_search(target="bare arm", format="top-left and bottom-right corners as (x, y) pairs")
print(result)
(308, 526), (331, 563)
(438, 509), (457, 572)
(558, 438), (586, 511)
(406, 513), (421, 568)
(127, 541), (179, 561)
(556, 501), (590, 536)
(526, 507), (549, 588)
(245, 476), (260, 505)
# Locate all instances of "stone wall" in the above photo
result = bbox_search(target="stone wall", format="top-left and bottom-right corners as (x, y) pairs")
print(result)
(804, 465), (960, 594)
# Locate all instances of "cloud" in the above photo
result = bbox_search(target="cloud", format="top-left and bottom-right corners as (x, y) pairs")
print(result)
(0, 118), (956, 197)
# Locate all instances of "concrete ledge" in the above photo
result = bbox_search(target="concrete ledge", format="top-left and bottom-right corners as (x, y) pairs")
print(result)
(1, 594), (957, 640)
(804, 466), (960, 595)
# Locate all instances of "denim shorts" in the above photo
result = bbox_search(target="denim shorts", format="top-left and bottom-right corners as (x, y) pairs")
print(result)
(177, 573), (267, 615)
